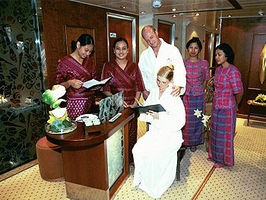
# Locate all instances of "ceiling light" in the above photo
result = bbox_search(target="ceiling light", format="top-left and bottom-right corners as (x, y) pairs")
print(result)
(120, 5), (126, 9)
(172, 8), (176, 12)
(172, 14), (177, 18)
(152, 0), (162, 8)
(140, 11), (146, 14)
(195, 13), (199, 16)
(228, 14), (232, 18)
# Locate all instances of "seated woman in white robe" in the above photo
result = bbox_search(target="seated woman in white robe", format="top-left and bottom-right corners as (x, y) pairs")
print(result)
(132, 65), (185, 199)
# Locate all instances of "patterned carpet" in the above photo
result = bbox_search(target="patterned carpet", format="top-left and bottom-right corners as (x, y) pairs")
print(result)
(0, 118), (265, 200)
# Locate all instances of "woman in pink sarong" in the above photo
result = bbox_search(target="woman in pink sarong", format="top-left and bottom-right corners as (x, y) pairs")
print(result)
(101, 38), (145, 164)
(55, 34), (96, 120)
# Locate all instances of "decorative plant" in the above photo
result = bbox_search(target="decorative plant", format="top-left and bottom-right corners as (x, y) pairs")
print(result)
(254, 93), (266, 103)
(42, 85), (72, 132)
(194, 109), (211, 151)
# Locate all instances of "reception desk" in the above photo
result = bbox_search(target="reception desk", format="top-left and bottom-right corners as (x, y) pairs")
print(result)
(46, 109), (135, 200)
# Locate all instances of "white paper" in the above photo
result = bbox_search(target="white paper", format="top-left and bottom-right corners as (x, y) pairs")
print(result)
(82, 77), (111, 89)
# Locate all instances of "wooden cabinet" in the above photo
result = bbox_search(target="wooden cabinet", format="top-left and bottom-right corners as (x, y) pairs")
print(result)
(47, 109), (134, 200)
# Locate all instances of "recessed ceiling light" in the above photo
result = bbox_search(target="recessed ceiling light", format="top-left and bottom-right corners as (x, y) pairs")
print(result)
(152, 0), (162, 8)
(228, 14), (232, 18)
(172, 14), (177, 18)
(140, 11), (146, 14)
(120, 5), (126, 9)
(172, 8), (176, 12)
(195, 13), (199, 16)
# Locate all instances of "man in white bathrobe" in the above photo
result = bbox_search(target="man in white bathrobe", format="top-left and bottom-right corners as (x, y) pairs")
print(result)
(139, 25), (186, 99)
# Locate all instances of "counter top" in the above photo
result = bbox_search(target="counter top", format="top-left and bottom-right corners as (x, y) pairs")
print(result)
(46, 108), (135, 147)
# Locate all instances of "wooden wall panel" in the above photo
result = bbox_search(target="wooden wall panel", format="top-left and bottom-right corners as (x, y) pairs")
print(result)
(108, 18), (133, 62)
(221, 17), (266, 116)
(158, 22), (172, 44)
(41, 0), (138, 88)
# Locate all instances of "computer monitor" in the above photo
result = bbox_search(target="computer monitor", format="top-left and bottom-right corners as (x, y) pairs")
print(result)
(98, 91), (124, 123)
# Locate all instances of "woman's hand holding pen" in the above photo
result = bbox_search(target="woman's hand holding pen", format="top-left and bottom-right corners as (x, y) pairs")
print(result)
(123, 101), (129, 108)
(124, 101), (137, 108)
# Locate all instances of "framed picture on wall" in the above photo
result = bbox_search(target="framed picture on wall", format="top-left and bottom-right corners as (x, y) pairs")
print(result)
(250, 33), (266, 88)
(64, 25), (96, 64)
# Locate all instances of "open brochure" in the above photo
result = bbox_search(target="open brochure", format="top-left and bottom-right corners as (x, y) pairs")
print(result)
(131, 104), (166, 114)
(80, 77), (112, 92)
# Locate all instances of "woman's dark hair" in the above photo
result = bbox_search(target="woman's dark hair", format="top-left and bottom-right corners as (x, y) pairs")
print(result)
(186, 37), (202, 51)
(113, 37), (129, 49)
(71, 34), (94, 53)
(215, 43), (234, 64)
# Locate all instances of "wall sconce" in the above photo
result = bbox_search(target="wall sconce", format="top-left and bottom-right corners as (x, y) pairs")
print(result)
(258, 10), (264, 16)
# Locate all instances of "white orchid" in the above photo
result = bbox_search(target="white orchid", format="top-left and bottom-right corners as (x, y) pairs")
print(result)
(194, 109), (211, 151)
(194, 109), (202, 118)
(202, 115), (211, 127)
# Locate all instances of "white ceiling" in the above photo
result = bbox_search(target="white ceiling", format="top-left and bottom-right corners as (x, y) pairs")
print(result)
(70, 0), (266, 18)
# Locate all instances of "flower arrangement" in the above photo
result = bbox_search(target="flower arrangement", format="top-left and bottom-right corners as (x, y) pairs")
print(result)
(194, 109), (211, 151)
(254, 93), (266, 103)
(42, 85), (74, 133)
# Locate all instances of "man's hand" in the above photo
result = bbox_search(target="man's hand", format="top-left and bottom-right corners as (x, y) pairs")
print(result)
(171, 85), (181, 96)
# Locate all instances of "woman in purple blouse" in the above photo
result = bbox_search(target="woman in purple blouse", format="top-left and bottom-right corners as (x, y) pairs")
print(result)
(55, 34), (96, 120)
(208, 43), (243, 168)
(182, 37), (210, 152)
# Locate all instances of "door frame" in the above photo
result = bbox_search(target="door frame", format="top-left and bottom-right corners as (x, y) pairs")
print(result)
(158, 19), (175, 45)
(106, 12), (136, 62)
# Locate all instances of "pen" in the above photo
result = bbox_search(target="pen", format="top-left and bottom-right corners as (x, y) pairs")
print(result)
(134, 98), (143, 106)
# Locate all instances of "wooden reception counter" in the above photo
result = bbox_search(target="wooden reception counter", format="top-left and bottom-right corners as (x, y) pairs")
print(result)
(46, 109), (135, 200)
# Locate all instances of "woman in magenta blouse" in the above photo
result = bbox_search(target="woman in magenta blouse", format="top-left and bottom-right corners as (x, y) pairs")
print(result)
(101, 37), (145, 164)
(208, 43), (243, 168)
(182, 37), (210, 152)
(55, 34), (96, 120)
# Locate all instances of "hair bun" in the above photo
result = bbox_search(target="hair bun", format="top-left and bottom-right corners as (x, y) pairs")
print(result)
(168, 64), (175, 71)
